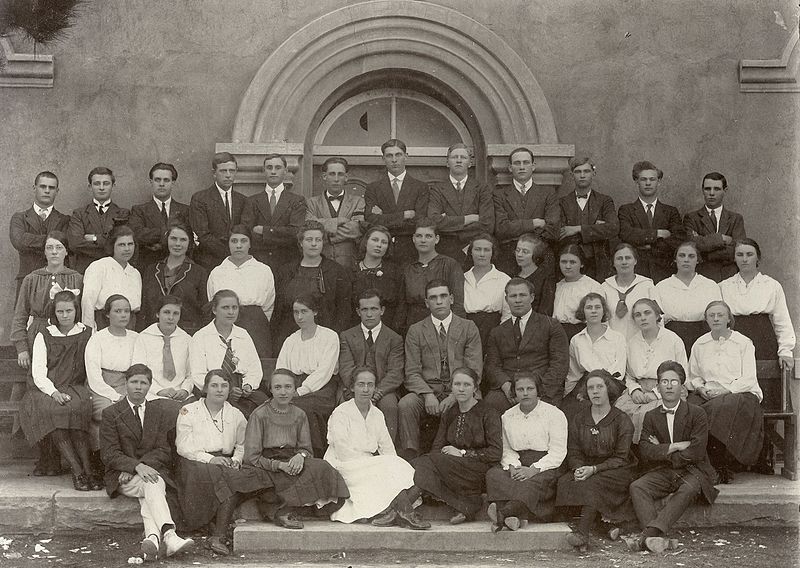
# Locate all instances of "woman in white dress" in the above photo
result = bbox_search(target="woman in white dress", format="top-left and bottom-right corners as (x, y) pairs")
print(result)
(554, 244), (604, 342)
(602, 243), (655, 339)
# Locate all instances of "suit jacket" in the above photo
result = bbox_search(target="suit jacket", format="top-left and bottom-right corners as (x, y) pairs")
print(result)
(129, 199), (191, 270)
(559, 190), (619, 280)
(68, 202), (131, 273)
(638, 400), (719, 504)
(493, 182), (560, 244)
(428, 177), (494, 260)
(189, 185), (246, 270)
(140, 258), (208, 332)
(306, 192), (365, 268)
(9, 206), (71, 279)
(100, 398), (177, 497)
(618, 200), (684, 283)
(484, 311), (569, 406)
(403, 314), (482, 395)
(241, 188), (306, 270)
(339, 323), (404, 394)
(683, 206), (746, 282)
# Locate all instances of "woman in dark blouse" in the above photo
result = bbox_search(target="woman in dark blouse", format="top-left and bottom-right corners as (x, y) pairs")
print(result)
(413, 367), (502, 524)
(350, 226), (403, 331)
(515, 233), (555, 316)
(557, 369), (636, 549)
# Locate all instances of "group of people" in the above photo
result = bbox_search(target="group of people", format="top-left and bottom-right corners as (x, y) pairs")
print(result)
(7, 139), (795, 559)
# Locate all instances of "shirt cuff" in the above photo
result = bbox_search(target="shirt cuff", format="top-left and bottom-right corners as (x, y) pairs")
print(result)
(296, 386), (310, 397)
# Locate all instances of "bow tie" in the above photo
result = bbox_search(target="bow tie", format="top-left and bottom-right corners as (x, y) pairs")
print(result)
(576, 193), (589, 199)
(327, 194), (343, 202)
(660, 406), (676, 415)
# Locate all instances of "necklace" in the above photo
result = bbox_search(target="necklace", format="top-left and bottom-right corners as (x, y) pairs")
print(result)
(270, 402), (289, 414)
(205, 402), (224, 433)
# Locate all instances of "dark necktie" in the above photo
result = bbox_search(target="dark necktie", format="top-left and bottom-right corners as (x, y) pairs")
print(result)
(615, 281), (641, 319)
(269, 189), (277, 212)
(438, 323), (450, 382)
(709, 208), (717, 232)
(133, 404), (143, 436)
(223, 191), (231, 221)
(97, 204), (105, 216)
(160, 201), (169, 225)
(220, 336), (237, 383)
(39, 210), (48, 223)
(454, 181), (462, 192)
(391, 178), (400, 203)
(162, 334), (176, 381)
(513, 317), (522, 347)
(366, 329), (374, 349)
(646, 204), (654, 227)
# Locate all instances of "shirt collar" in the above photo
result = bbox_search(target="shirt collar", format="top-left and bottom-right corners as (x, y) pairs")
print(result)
(639, 197), (658, 209)
(449, 175), (468, 188)
(389, 171), (407, 183)
(514, 178), (532, 193)
(215, 183), (231, 195)
(153, 196), (172, 208)
(266, 183), (285, 196)
(126, 397), (146, 412)
(662, 400), (681, 413)
(575, 189), (592, 200)
(34, 203), (52, 216)
(431, 312), (453, 330)
(705, 204), (723, 216)
(326, 190), (345, 200)
(93, 199), (111, 208)
(361, 321), (382, 339)
(513, 309), (533, 327)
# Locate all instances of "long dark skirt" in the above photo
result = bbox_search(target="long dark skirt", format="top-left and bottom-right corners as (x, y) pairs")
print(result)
(178, 457), (273, 530)
(485, 450), (561, 519)
(260, 447), (349, 508)
(560, 322), (586, 344)
(556, 464), (636, 520)
(665, 320), (707, 357)
(19, 385), (92, 445)
(414, 453), (490, 516)
(237, 304), (272, 358)
(467, 311), (501, 351)
(687, 391), (764, 465)
(735, 314), (781, 411)
(293, 377), (339, 457)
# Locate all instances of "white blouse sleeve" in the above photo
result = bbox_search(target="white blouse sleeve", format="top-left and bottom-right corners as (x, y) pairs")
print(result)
(85, 333), (124, 402)
(232, 408), (247, 464)
(189, 332), (212, 391)
(81, 262), (102, 329)
(236, 332), (263, 391)
(31, 333), (57, 396)
(500, 415), (521, 469)
(262, 266), (275, 321)
(176, 407), (215, 463)
(770, 282), (796, 358)
(297, 331), (339, 397)
(533, 408), (568, 472)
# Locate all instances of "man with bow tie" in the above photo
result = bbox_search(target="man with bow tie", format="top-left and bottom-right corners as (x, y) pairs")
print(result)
(68, 167), (130, 273)
(306, 157), (365, 268)
(558, 157), (619, 281)
(10, 171), (70, 296)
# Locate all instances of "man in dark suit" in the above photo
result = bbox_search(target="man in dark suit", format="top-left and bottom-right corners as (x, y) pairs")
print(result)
(484, 277), (568, 412)
(364, 139), (429, 266)
(241, 153), (306, 270)
(398, 279), (482, 459)
(428, 143), (494, 265)
(493, 147), (560, 275)
(101, 364), (194, 561)
(9, 171), (70, 295)
(339, 289), (405, 441)
(129, 163), (191, 270)
(683, 172), (746, 282)
(189, 152), (246, 270)
(618, 161), (684, 283)
(68, 166), (130, 273)
(629, 360), (718, 553)
(558, 156), (619, 281)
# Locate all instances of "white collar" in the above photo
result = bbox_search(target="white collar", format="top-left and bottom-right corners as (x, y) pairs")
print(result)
(575, 189), (592, 200)
(93, 199), (111, 208)
(704, 204), (723, 215)
(126, 397), (146, 412)
(266, 183), (285, 195)
(326, 190), (345, 200)
(514, 178), (532, 193)
(388, 171), (407, 183)
(431, 312), (454, 330)
(449, 175), (468, 188)
(215, 183), (231, 195)
(512, 309), (533, 326)
(361, 321), (382, 339)
(153, 196), (172, 208)
(34, 203), (53, 215)
(639, 197), (658, 209)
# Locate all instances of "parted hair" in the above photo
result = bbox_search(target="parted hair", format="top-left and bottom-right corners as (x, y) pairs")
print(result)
(583, 369), (624, 405)
(575, 292), (610, 322)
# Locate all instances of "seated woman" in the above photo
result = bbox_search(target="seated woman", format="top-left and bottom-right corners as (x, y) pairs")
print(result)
(324, 367), (423, 529)
(414, 367), (502, 525)
(19, 290), (97, 490)
(85, 294), (138, 468)
(207, 225), (275, 357)
(244, 369), (349, 530)
(562, 293), (626, 419)
(553, 245), (604, 342)
(140, 222), (208, 335)
(514, 233), (555, 316)
(463, 233), (511, 347)
(176, 370), (272, 555)
(132, 295), (193, 404)
(351, 226), (403, 331)
(602, 243), (655, 339)
(687, 301), (763, 484)
(615, 299), (688, 444)
(81, 225), (141, 331)
(653, 241), (722, 355)
(275, 293), (340, 458)
(557, 369), (636, 549)
(485, 373), (567, 532)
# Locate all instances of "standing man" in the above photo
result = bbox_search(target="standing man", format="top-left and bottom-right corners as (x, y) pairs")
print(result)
(241, 153), (307, 270)
(683, 172), (745, 282)
(129, 163), (191, 270)
(427, 143), (494, 265)
(558, 156), (619, 281)
(364, 139), (429, 266)
(493, 147), (560, 275)
(618, 161), (683, 283)
(306, 157), (365, 268)
(10, 171), (70, 295)
(484, 278), (568, 412)
(189, 152), (246, 270)
(339, 289), (405, 441)
(398, 280), (482, 460)
(68, 167), (130, 273)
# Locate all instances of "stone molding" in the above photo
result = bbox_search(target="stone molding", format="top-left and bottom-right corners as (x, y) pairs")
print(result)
(0, 37), (54, 88)
(739, 28), (800, 93)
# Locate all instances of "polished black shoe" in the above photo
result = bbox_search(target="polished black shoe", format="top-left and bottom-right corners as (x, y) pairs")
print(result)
(89, 475), (105, 491)
(397, 509), (431, 530)
(371, 509), (398, 527)
(72, 473), (90, 491)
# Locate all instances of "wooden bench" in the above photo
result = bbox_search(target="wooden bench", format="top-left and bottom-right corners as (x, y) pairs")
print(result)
(758, 360), (797, 480)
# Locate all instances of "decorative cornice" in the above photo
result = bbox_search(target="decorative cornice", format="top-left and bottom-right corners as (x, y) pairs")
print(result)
(0, 37), (54, 88)
(739, 28), (799, 93)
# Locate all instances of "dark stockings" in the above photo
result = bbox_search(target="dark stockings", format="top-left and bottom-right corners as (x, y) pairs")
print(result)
(577, 506), (598, 535)
(214, 494), (243, 538)
(49, 429), (91, 476)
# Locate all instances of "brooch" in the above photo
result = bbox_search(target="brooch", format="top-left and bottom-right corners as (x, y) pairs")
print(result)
(590, 428), (599, 436)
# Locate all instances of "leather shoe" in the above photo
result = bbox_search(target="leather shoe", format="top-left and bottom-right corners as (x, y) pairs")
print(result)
(163, 529), (194, 557)
(371, 508), (398, 527)
(397, 509), (431, 530)
(276, 512), (304, 530)
(449, 512), (468, 525)
(208, 536), (229, 556)
(140, 534), (159, 562)
(72, 473), (90, 491)
(89, 475), (104, 491)
(487, 502), (503, 533)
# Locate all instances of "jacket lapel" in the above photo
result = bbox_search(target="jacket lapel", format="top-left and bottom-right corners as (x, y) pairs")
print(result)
(272, 191), (291, 221)
(422, 319), (439, 359)
(634, 202), (651, 228)
(518, 314), (536, 350)
(718, 209), (732, 235)
(121, 404), (143, 441)
(441, 183), (462, 213)
(141, 403), (158, 446)
(697, 208), (715, 234)
(373, 328), (388, 375)
(462, 178), (478, 211)
(672, 400), (689, 442)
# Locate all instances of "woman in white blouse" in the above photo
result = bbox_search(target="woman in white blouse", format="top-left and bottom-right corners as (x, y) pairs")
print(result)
(189, 289), (266, 418)
(85, 294), (138, 455)
(602, 243), (655, 339)
(207, 225), (275, 357)
(554, 244), (604, 342)
(615, 298), (688, 444)
(275, 293), (340, 458)
(81, 225), (142, 331)
(652, 241), (721, 356)
(687, 301), (763, 483)
(132, 295), (193, 403)
(176, 370), (272, 555)
(463, 233), (511, 347)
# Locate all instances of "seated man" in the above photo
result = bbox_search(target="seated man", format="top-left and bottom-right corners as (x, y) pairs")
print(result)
(629, 360), (718, 553)
(339, 289), (405, 441)
(484, 278), (568, 412)
(398, 279), (482, 460)
(100, 364), (194, 561)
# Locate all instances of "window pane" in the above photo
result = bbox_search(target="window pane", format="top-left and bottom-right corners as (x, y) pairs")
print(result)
(321, 98), (391, 146)
(395, 98), (461, 146)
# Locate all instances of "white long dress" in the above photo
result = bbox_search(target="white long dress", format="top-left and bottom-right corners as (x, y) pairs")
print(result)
(324, 399), (415, 523)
